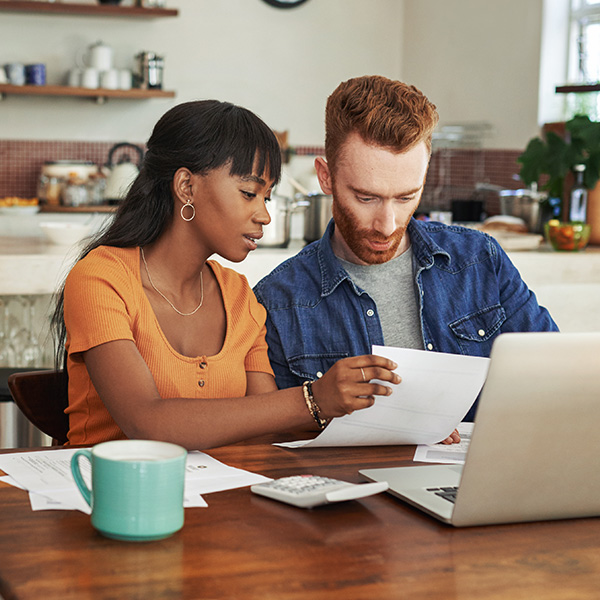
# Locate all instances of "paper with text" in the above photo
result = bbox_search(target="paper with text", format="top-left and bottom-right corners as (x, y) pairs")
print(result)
(0, 449), (270, 512)
(413, 422), (474, 464)
(276, 346), (489, 448)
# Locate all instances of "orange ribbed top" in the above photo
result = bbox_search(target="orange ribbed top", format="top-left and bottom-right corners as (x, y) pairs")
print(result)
(63, 246), (273, 446)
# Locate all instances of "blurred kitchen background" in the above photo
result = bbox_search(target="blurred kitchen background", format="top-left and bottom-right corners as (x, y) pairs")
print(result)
(1, 0), (600, 446)
(1, 0), (589, 209)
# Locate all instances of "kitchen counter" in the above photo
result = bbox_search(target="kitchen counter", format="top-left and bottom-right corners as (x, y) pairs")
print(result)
(0, 235), (599, 332)
(0, 237), (306, 295)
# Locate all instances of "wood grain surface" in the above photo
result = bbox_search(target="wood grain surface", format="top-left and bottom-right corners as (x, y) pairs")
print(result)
(1, 436), (599, 599)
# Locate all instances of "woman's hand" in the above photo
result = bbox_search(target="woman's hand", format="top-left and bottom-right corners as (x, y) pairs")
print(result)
(310, 355), (401, 420)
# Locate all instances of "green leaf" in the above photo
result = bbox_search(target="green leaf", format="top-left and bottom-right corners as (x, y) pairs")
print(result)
(517, 137), (547, 185)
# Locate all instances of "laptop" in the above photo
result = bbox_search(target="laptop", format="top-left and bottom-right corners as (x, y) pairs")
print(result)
(360, 331), (600, 527)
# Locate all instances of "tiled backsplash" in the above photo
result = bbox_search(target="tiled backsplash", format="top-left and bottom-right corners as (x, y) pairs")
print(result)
(0, 140), (524, 217)
(0, 140), (142, 199)
(422, 148), (524, 216)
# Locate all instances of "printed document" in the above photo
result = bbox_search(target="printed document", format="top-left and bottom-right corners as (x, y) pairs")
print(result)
(413, 421), (474, 464)
(277, 346), (489, 448)
(0, 449), (270, 513)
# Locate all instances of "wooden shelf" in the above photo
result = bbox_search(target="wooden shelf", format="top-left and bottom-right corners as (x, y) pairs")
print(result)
(40, 205), (117, 213)
(555, 83), (600, 94)
(0, 83), (175, 103)
(0, 1), (178, 18)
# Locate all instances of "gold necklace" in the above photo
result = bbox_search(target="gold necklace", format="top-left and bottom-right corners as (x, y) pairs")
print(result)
(140, 247), (204, 316)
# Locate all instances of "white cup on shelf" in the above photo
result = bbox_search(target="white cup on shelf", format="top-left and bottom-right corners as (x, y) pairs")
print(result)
(100, 69), (119, 90)
(81, 67), (100, 89)
(118, 69), (132, 90)
(67, 68), (82, 87)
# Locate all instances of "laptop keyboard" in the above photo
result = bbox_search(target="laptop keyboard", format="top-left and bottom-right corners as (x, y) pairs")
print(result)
(427, 486), (458, 503)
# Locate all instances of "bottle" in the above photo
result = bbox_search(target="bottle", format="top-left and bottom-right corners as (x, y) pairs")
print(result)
(569, 164), (588, 222)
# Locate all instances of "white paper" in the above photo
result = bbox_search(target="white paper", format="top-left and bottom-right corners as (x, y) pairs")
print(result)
(0, 475), (25, 490)
(413, 421), (474, 464)
(276, 346), (489, 448)
(0, 448), (270, 512)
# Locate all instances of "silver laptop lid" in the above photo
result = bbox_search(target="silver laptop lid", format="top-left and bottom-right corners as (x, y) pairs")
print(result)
(451, 331), (600, 526)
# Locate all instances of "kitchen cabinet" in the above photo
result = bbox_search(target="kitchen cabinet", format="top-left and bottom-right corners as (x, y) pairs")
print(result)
(0, 1), (178, 103)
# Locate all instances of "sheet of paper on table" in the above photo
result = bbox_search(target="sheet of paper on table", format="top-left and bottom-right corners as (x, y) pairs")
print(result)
(413, 421), (474, 464)
(276, 346), (489, 449)
(0, 449), (271, 513)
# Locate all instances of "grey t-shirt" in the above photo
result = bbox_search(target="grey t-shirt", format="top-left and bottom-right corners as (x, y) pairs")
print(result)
(339, 247), (424, 349)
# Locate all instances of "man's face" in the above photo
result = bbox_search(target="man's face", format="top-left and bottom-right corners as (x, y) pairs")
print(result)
(315, 133), (430, 265)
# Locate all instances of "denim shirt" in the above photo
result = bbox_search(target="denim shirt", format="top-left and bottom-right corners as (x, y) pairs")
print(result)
(253, 218), (558, 421)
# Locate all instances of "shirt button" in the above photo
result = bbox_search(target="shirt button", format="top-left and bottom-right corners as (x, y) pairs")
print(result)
(366, 309), (375, 317)
(199, 361), (207, 369)
(198, 380), (205, 387)
(316, 371), (323, 378)
(478, 329), (485, 337)
(427, 343), (433, 350)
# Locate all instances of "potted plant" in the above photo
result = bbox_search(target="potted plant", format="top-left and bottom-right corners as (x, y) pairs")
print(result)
(517, 115), (600, 216)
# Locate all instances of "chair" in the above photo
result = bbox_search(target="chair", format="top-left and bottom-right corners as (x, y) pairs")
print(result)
(7, 370), (69, 446)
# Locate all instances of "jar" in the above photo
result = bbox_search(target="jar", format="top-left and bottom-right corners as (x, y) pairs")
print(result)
(37, 174), (64, 206)
(61, 173), (89, 207)
(86, 173), (107, 205)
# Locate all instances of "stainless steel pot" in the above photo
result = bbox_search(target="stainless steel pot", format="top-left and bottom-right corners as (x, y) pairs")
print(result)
(303, 193), (333, 243)
(499, 188), (547, 233)
(258, 194), (308, 248)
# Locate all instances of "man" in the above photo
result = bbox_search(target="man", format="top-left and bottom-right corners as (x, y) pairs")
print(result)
(253, 75), (558, 421)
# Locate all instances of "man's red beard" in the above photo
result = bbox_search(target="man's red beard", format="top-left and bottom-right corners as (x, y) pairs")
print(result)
(332, 199), (409, 264)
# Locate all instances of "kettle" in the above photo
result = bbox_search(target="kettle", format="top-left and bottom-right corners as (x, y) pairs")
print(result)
(77, 40), (114, 72)
(103, 143), (144, 203)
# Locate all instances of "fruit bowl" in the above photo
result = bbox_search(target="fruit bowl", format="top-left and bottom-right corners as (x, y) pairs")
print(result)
(544, 220), (591, 252)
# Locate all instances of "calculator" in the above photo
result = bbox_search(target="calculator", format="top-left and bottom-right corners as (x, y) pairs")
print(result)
(251, 474), (389, 508)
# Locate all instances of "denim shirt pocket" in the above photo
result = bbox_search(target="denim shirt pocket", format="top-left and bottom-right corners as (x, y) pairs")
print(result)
(449, 305), (506, 347)
(288, 352), (350, 381)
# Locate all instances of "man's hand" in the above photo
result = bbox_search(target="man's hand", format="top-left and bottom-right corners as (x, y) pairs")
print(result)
(439, 428), (461, 445)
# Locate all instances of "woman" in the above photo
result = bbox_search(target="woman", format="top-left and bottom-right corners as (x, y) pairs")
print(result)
(53, 100), (401, 450)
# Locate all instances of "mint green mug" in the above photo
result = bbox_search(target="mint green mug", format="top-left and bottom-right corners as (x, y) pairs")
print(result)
(71, 439), (186, 542)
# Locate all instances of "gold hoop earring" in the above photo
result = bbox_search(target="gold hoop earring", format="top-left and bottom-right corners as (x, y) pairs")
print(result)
(180, 198), (195, 222)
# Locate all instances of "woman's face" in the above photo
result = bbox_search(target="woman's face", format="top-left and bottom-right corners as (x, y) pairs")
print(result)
(188, 161), (275, 263)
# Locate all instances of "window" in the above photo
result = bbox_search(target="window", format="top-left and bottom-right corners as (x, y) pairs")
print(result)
(569, 0), (600, 82)
(553, 0), (600, 120)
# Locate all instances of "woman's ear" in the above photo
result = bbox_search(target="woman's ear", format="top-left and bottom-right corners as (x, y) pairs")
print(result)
(172, 167), (194, 204)
(314, 157), (333, 195)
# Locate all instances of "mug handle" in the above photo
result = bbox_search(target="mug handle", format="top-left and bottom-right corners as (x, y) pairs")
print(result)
(70, 449), (93, 507)
(75, 47), (88, 70)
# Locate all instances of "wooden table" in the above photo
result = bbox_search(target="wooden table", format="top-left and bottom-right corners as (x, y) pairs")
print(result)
(1, 437), (600, 599)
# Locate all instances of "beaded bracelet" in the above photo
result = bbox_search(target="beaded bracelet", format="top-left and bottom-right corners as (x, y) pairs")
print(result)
(302, 380), (328, 430)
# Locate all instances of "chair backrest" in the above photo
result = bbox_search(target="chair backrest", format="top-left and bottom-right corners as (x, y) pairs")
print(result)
(7, 370), (69, 446)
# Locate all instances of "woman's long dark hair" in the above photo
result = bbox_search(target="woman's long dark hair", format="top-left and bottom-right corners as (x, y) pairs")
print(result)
(52, 99), (282, 369)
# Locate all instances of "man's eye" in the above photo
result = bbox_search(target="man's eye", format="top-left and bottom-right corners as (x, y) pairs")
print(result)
(264, 197), (271, 203)
(242, 191), (256, 199)
(358, 196), (375, 203)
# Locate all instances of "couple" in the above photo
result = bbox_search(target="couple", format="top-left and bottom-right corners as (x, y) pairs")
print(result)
(54, 75), (557, 449)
